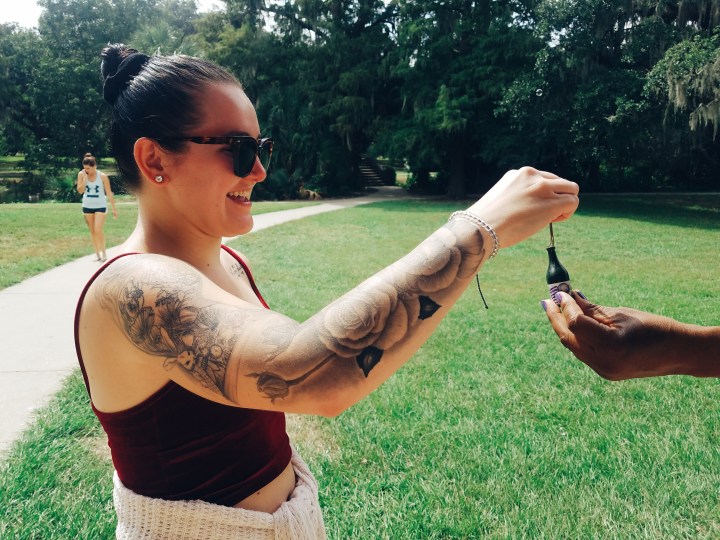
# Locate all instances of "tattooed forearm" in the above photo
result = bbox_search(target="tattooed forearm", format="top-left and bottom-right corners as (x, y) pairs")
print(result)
(245, 220), (485, 399)
(317, 221), (484, 358)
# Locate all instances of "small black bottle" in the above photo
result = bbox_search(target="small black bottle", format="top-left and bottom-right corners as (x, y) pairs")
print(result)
(546, 246), (571, 305)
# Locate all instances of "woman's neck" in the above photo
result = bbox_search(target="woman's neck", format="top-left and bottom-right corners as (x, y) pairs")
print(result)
(122, 214), (225, 272)
(120, 217), (245, 297)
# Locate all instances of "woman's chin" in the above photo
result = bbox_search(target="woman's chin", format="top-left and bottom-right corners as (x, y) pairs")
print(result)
(225, 217), (254, 238)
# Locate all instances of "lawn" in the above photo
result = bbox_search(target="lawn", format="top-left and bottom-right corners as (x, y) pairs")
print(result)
(0, 193), (719, 539)
(0, 198), (320, 289)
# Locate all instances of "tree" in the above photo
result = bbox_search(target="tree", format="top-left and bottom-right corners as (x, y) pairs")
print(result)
(4, 0), (718, 200)
(378, 0), (541, 198)
(498, 0), (720, 191)
(130, 0), (204, 55)
(0, 24), (43, 155)
(199, 0), (398, 197)
(6, 0), (206, 196)
(648, 32), (720, 137)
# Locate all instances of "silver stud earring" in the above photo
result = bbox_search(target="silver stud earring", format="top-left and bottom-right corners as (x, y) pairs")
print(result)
(154, 175), (164, 183)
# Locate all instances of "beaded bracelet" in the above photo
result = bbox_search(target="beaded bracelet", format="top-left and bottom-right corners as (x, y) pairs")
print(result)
(449, 211), (499, 259)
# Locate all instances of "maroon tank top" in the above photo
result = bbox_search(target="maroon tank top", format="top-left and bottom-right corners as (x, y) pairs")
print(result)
(74, 245), (291, 507)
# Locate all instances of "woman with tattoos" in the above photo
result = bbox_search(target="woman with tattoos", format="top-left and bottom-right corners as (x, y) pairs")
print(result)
(74, 43), (579, 539)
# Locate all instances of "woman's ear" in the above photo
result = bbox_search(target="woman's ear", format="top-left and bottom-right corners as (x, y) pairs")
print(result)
(134, 138), (168, 186)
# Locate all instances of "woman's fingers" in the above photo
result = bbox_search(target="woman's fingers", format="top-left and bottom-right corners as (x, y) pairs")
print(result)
(533, 168), (561, 180)
(467, 167), (580, 249)
(543, 295), (572, 339)
(542, 177), (580, 195)
(543, 292), (612, 355)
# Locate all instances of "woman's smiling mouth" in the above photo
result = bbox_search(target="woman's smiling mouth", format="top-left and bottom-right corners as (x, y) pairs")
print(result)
(227, 191), (251, 203)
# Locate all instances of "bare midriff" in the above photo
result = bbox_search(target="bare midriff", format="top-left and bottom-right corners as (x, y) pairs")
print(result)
(233, 461), (296, 513)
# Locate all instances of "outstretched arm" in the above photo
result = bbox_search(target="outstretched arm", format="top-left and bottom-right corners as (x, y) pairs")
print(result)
(92, 167), (579, 415)
(97, 220), (485, 415)
(543, 292), (720, 380)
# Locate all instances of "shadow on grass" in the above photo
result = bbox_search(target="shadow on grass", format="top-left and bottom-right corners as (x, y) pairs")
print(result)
(360, 198), (471, 213)
(361, 194), (720, 231)
(576, 193), (720, 231)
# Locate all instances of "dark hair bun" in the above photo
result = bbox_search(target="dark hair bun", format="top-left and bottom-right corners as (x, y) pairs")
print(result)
(101, 44), (149, 105)
(100, 44), (135, 79)
(84, 152), (93, 157)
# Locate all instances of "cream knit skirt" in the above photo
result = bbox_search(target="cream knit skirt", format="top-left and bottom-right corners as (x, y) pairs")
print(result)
(113, 450), (326, 540)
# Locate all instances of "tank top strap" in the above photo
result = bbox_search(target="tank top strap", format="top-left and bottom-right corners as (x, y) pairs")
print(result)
(74, 253), (140, 398)
(220, 244), (269, 308)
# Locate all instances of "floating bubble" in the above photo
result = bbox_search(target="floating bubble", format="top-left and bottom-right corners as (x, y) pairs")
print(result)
(535, 88), (543, 97)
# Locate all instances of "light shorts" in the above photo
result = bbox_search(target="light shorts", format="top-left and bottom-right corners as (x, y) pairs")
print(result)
(113, 448), (326, 540)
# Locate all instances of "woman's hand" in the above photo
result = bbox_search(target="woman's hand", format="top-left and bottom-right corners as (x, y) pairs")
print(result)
(77, 170), (88, 194)
(468, 167), (579, 250)
(542, 291), (720, 380)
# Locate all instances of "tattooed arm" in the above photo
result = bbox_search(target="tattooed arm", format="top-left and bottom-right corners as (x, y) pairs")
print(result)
(95, 219), (485, 415)
(93, 167), (579, 415)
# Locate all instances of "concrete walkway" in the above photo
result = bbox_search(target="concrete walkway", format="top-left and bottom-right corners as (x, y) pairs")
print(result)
(0, 186), (414, 457)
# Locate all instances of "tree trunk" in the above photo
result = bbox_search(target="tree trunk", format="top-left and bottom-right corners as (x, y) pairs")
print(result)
(586, 160), (601, 192)
(446, 142), (467, 199)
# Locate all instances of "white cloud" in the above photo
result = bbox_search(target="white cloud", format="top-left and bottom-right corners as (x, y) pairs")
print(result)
(0, 0), (43, 29)
(197, 0), (224, 12)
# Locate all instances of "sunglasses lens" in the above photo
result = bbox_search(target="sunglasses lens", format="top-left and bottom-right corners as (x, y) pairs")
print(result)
(232, 139), (273, 177)
(233, 140), (258, 177)
(258, 140), (273, 172)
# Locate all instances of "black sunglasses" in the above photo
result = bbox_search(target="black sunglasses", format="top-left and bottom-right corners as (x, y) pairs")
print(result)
(157, 136), (273, 178)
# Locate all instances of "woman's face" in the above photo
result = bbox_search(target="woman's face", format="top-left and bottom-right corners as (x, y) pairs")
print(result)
(163, 82), (266, 238)
(83, 164), (96, 174)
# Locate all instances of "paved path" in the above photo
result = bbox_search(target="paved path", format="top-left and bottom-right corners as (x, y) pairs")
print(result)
(0, 186), (414, 457)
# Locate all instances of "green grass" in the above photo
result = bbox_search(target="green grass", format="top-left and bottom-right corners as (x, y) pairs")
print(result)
(0, 200), (139, 289)
(0, 199), (320, 289)
(0, 155), (25, 166)
(1, 194), (720, 538)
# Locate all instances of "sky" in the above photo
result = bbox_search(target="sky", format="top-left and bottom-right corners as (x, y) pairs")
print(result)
(0, 0), (223, 28)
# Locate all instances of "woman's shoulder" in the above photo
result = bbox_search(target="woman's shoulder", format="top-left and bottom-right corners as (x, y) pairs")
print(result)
(89, 253), (199, 291)
(221, 244), (248, 262)
(84, 252), (247, 326)
(99, 252), (199, 280)
(83, 253), (207, 315)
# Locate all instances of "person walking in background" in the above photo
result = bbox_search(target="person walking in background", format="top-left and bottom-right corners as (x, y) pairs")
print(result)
(74, 43), (579, 539)
(543, 291), (720, 380)
(77, 152), (118, 262)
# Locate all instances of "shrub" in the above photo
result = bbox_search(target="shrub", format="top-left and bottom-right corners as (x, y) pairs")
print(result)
(51, 175), (82, 203)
